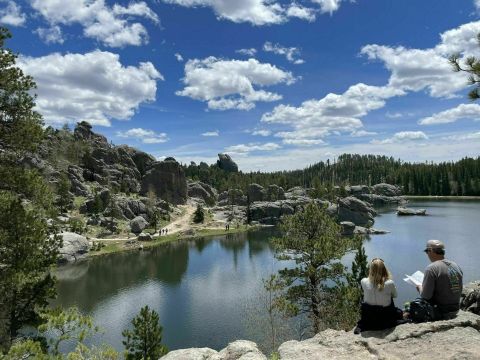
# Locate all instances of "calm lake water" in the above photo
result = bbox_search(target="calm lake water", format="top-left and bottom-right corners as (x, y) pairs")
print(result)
(55, 200), (480, 353)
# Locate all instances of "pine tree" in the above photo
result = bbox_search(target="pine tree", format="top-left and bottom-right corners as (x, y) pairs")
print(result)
(272, 203), (359, 334)
(56, 173), (73, 213)
(122, 306), (168, 360)
(193, 204), (205, 223)
(0, 27), (61, 351)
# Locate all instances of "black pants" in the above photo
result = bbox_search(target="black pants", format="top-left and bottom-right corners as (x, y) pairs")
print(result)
(356, 301), (404, 331)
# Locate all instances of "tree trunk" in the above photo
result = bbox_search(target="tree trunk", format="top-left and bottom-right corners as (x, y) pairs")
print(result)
(309, 275), (320, 334)
(0, 269), (11, 352)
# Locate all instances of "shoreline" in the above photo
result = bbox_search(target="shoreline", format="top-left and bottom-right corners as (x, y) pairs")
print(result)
(87, 225), (259, 259)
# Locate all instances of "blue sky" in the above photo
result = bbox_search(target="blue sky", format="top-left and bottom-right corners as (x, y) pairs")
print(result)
(2, 0), (480, 171)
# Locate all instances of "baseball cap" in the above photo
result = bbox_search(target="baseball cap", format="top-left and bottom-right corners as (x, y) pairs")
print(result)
(425, 239), (445, 252)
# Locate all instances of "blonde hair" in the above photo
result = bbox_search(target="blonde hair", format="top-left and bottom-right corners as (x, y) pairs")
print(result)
(368, 258), (392, 291)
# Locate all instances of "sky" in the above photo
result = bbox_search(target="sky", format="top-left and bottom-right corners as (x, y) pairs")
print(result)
(2, 0), (480, 171)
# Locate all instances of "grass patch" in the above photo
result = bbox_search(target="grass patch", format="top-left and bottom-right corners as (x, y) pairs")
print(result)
(87, 224), (259, 259)
(73, 196), (86, 210)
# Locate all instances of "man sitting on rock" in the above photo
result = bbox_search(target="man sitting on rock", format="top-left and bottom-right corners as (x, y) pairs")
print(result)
(415, 239), (463, 320)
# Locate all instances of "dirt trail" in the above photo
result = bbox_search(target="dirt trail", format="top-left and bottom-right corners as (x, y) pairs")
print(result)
(160, 204), (196, 235)
(91, 203), (196, 241)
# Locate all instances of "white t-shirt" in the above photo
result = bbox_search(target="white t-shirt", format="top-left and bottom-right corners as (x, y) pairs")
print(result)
(361, 278), (397, 307)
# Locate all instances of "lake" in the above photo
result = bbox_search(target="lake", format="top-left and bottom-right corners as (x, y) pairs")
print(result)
(55, 199), (480, 353)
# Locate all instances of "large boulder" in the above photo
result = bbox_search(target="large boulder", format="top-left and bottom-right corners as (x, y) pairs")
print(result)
(396, 207), (426, 216)
(461, 281), (480, 315)
(162, 340), (266, 360)
(218, 189), (247, 206)
(247, 183), (265, 202)
(188, 181), (217, 206)
(278, 311), (480, 360)
(57, 232), (89, 264)
(372, 183), (402, 197)
(357, 193), (405, 206)
(140, 158), (187, 205)
(285, 187), (308, 199)
(346, 185), (370, 195)
(265, 184), (286, 201)
(249, 201), (295, 224)
(105, 197), (150, 220)
(74, 121), (108, 145)
(216, 153), (238, 172)
(130, 216), (148, 234)
(337, 196), (376, 227)
(340, 221), (356, 236)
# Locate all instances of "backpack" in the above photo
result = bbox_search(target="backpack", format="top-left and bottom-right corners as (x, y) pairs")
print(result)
(409, 298), (436, 323)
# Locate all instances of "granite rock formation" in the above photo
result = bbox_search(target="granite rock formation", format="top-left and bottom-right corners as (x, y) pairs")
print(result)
(461, 281), (480, 315)
(337, 196), (376, 227)
(216, 153), (239, 172)
(57, 232), (89, 264)
(397, 207), (427, 216)
(188, 181), (218, 206)
(218, 189), (247, 206)
(163, 340), (267, 360)
(140, 158), (187, 205)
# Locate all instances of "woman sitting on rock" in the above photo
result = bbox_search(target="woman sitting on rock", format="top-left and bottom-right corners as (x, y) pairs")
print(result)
(354, 258), (404, 334)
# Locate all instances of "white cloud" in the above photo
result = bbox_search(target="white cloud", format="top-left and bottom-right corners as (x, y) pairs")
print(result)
(18, 50), (163, 126)
(0, 1), (26, 26)
(476, 0), (480, 10)
(163, 0), (343, 25)
(252, 129), (271, 136)
(163, 0), (286, 25)
(385, 111), (403, 119)
(311, 0), (343, 15)
(283, 138), (326, 146)
(117, 128), (168, 143)
(418, 103), (480, 125)
(34, 25), (64, 44)
(224, 142), (280, 154)
(286, 4), (316, 21)
(236, 48), (257, 57)
(176, 57), (296, 111)
(361, 21), (480, 98)
(350, 130), (377, 137)
(263, 41), (304, 64)
(175, 53), (184, 62)
(30, 0), (159, 47)
(262, 83), (404, 143)
(201, 130), (219, 136)
(371, 131), (428, 145)
(443, 131), (480, 141)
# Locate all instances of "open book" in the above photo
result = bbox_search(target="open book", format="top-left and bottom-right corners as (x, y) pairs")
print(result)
(403, 270), (424, 287)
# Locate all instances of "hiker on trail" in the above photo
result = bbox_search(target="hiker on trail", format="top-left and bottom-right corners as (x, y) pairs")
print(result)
(354, 258), (403, 334)
(415, 240), (463, 320)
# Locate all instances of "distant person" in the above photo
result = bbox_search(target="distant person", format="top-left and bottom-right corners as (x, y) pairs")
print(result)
(165, 228), (168, 235)
(414, 240), (463, 320)
(354, 258), (403, 334)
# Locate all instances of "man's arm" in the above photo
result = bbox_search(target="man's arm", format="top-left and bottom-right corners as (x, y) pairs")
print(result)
(420, 268), (435, 300)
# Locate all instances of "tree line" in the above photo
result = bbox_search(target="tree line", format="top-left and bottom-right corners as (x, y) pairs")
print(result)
(184, 154), (480, 196)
